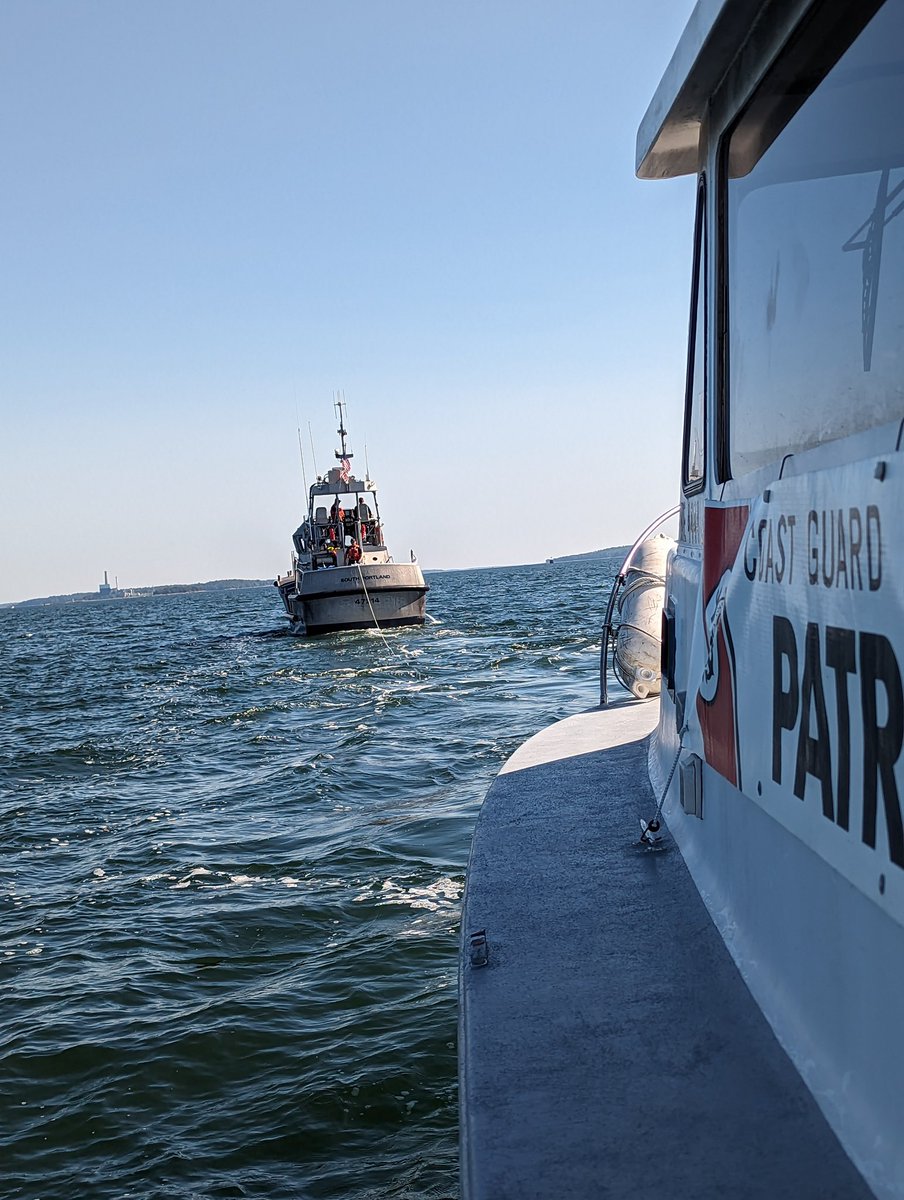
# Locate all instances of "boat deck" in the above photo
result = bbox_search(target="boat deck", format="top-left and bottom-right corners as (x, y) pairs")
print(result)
(459, 700), (873, 1199)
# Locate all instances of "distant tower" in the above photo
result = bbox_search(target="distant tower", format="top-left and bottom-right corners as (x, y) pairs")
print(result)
(99, 571), (112, 597)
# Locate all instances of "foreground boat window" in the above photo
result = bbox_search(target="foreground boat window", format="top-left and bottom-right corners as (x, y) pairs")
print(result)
(727, 0), (904, 477)
(683, 179), (706, 491)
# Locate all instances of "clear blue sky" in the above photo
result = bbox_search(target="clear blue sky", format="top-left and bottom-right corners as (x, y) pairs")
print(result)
(1, 0), (695, 604)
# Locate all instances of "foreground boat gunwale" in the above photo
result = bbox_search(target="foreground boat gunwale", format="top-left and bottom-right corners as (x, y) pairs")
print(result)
(459, 701), (871, 1199)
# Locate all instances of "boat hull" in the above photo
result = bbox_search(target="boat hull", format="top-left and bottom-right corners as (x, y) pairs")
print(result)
(276, 562), (428, 636)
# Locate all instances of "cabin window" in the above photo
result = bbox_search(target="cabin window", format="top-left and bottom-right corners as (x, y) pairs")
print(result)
(683, 178), (706, 492)
(725, 0), (904, 477)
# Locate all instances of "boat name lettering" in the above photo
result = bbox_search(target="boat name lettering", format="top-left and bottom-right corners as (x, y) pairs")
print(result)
(744, 504), (882, 591)
(772, 615), (904, 867)
(340, 573), (391, 584)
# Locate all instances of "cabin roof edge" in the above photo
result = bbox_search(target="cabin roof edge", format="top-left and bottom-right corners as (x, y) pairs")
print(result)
(635, 0), (814, 180)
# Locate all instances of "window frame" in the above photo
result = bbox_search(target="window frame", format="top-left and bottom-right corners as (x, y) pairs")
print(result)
(682, 175), (707, 495)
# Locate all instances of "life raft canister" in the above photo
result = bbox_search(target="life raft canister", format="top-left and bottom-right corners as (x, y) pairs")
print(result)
(614, 535), (675, 700)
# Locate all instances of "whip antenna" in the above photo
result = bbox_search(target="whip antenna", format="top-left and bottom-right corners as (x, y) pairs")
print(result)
(294, 397), (309, 496)
(296, 424), (309, 496)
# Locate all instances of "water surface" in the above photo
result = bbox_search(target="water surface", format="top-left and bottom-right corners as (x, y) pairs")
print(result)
(1, 558), (620, 1198)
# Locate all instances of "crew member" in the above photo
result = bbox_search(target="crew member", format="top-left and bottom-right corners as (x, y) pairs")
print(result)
(344, 540), (362, 565)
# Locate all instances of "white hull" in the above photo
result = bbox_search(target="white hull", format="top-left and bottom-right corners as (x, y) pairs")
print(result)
(276, 561), (428, 636)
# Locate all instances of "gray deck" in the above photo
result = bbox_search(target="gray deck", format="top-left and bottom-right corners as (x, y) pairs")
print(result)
(459, 701), (872, 1199)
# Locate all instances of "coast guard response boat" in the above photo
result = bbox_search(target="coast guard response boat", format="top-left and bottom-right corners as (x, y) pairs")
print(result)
(275, 402), (428, 635)
(460, 2), (904, 1196)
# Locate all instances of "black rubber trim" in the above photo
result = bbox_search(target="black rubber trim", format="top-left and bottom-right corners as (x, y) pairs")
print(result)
(299, 584), (430, 603)
(304, 616), (426, 636)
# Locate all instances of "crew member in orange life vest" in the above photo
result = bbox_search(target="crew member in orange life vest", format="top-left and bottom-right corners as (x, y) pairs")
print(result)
(344, 540), (362, 565)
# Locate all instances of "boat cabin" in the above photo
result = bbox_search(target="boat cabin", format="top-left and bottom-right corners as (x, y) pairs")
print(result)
(639, 0), (904, 509)
(292, 466), (386, 570)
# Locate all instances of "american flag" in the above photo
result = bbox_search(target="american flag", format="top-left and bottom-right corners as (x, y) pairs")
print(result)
(339, 457), (351, 483)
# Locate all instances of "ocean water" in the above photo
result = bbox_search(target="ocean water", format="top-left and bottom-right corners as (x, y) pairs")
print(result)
(1, 557), (621, 1200)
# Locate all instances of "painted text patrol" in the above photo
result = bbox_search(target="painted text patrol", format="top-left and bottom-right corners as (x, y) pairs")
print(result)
(772, 616), (903, 867)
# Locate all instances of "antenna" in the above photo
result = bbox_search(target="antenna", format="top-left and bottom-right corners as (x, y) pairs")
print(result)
(296, 424), (309, 496)
(365, 442), (370, 480)
(295, 398), (309, 496)
(308, 421), (319, 477)
(334, 392), (353, 461)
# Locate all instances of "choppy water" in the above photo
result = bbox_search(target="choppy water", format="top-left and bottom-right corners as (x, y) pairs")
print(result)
(1, 557), (620, 1199)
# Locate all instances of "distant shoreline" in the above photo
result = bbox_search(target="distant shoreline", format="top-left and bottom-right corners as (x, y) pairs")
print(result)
(5, 579), (272, 608)
(4, 552), (630, 607)
(544, 546), (630, 564)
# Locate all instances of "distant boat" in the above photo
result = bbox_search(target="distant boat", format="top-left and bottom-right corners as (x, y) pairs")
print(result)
(274, 401), (428, 636)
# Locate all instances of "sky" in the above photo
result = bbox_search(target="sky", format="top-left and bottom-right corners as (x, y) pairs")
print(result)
(0, 0), (697, 604)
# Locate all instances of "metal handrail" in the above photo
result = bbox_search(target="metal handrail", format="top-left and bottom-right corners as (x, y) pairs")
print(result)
(599, 504), (680, 706)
